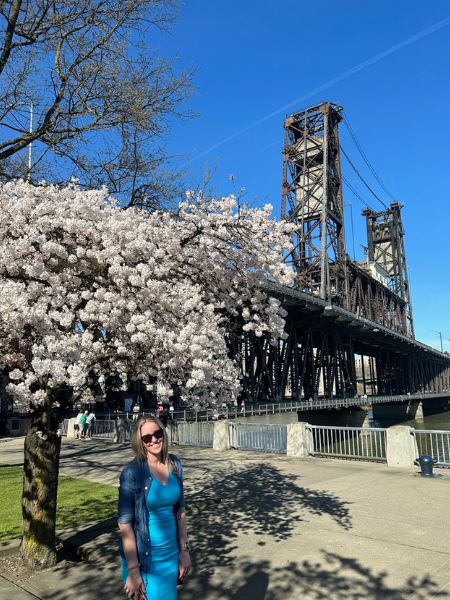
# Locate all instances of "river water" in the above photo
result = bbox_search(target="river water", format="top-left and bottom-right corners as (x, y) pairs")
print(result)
(241, 409), (450, 431)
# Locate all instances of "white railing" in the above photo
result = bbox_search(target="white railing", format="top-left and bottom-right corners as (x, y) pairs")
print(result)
(230, 423), (288, 453)
(307, 425), (387, 462)
(412, 430), (450, 468)
(168, 421), (214, 447)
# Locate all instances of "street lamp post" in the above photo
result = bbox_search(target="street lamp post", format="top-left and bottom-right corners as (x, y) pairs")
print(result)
(427, 330), (443, 353)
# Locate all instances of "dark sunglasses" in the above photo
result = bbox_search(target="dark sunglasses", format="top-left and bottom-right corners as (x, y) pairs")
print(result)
(141, 429), (164, 444)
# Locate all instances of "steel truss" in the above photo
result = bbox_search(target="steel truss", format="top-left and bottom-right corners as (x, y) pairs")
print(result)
(281, 101), (415, 339)
(235, 323), (450, 403)
(281, 101), (347, 302)
(347, 261), (409, 335)
(362, 202), (414, 337)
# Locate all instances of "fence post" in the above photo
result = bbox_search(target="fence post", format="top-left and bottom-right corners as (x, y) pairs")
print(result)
(213, 420), (231, 451)
(287, 423), (309, 458)
(386, 426), (416, 468)
(67, 417), (77, 439)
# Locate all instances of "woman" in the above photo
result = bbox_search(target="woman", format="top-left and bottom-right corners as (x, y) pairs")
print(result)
(118, 416), (191, 600)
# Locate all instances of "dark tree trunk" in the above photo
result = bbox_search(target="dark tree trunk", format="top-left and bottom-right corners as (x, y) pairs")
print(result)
(21, 398), (62, 569)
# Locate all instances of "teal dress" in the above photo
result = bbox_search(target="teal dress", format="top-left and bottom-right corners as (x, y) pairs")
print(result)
(122, 472), (180, 600)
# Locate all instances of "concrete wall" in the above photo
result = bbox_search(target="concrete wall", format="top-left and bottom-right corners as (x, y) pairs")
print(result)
(385, 426), (416, 468)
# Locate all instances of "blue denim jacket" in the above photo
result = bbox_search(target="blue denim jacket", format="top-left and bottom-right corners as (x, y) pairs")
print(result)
(117, 454), (185, 573)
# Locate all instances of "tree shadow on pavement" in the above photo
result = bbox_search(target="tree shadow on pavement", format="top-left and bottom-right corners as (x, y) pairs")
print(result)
(187, 457), (353, 543)
(13, 459), (449, 600)
(179, 550), (449, 600)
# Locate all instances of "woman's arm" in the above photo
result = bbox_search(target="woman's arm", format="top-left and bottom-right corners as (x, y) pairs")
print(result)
(178, 507), (188, 547)
(119, 523), (145, 599)
(178, 507), (191, 579)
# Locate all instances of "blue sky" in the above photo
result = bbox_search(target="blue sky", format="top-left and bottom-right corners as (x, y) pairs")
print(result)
(156, 1), (450, 350)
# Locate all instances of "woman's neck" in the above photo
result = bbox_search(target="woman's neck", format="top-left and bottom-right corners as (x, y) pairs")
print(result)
(147, 453), (163, 467)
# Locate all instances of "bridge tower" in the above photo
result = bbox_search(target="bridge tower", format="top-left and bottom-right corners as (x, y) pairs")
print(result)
(362, 202), (415, 338)
(281, 101), (348, 306)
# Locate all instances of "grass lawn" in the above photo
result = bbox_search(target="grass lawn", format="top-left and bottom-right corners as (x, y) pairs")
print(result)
(0, 465), (118, 542)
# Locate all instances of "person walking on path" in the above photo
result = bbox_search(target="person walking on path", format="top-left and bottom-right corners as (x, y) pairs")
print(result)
(84, 411), (96, 439)
(118, 415), (191, 600)
(74, 411), (83, 439)
(78, 410), (88, 438)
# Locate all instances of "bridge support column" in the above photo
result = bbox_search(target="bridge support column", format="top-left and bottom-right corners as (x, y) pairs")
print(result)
(386, 426), (415, 468)
(287, 423), (309, 458)
(297, 408), (370, 427)
(213, 420), (231, 451)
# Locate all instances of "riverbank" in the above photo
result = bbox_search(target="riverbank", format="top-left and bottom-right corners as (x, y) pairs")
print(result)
(1, 437), (450, 600)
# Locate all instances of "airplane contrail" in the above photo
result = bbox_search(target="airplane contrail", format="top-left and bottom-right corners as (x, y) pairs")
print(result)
(183, 15), (450, 166)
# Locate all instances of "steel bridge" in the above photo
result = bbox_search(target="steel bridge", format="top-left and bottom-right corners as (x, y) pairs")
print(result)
(233, 101), (450, 407)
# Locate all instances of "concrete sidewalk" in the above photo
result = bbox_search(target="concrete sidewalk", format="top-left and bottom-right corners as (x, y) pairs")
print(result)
(1, 437), (450, 600)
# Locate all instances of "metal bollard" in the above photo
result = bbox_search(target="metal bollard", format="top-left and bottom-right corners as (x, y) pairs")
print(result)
(414, 454), (441, 478)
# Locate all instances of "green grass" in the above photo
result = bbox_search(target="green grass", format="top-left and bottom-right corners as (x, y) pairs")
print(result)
(0, 465), (118, 542)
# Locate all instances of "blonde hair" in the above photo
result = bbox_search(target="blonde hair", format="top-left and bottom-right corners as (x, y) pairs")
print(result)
(131, 415), (172, 471)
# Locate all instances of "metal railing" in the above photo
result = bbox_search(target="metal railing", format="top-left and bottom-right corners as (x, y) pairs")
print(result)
(91, 418), (116, 439)
(307, 425), (387, 462)
(412, 430), (450, 468)
(230, 422), (288, 453)
(168, 421), (214, 447)
(61, 419), (69, 435)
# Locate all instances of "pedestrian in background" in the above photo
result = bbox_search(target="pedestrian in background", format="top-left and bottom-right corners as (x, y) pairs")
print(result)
(85, 411), (96, 439)
(78, 410), (88, 438)
(74, 411), (83, 439)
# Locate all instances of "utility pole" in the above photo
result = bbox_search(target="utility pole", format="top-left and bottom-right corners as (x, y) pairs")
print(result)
(427, 330), (443, 353)
(27, 102), (33, 180)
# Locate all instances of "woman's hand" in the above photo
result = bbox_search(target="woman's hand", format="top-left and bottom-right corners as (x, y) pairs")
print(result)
(124, 569), (146, 599)
(179, 549), (191, 582)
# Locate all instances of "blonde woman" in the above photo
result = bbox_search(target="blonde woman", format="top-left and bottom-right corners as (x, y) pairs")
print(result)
(118, 416), (191, 600)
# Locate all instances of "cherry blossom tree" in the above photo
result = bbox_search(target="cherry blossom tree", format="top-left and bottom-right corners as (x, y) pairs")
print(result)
(0, 180), (293, 568)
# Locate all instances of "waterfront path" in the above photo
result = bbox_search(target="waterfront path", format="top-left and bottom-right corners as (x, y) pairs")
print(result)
(1, 436), (450, 600)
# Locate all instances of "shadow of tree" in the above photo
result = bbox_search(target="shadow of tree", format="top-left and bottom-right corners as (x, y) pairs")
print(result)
(18, 547), (449, 600)
(184, 456), (352, 544)
(177, 551), (450, 600)
(10, 448), (449, 600)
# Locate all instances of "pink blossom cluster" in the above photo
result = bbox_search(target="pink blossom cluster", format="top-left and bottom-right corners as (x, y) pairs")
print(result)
(0, 181), (293, 410)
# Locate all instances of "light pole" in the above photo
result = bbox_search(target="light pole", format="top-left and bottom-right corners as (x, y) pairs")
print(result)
(27, 101), (33, 180)
(427, 330), (443, 353)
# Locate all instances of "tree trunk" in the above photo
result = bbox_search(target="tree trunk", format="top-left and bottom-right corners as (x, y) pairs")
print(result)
(21, 400), (62, 569)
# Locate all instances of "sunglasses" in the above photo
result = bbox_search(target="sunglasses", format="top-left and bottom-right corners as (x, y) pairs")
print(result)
(141, 429), (164, 444)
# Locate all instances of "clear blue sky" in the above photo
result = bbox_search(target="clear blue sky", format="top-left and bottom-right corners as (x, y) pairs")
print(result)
(157, 0), (450, 350)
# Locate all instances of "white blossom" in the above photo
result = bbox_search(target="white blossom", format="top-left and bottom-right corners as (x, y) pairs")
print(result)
(0, 180), (294, 411)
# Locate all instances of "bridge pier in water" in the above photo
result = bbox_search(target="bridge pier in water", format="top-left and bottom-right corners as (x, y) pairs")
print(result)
(297, 407), (371, 428)
(372, 397), (450, 420)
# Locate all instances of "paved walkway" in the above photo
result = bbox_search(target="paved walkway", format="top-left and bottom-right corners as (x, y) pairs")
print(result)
(1, 436), (450, 600)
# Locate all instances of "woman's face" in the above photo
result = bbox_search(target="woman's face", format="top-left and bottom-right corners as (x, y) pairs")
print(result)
(140, 420), (164, 459)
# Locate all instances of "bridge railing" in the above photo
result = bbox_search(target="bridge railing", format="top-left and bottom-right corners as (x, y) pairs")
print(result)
(306, 425), (387, 461)
(412, 430), (450, 468)
(229, 422), (287, 453)
(167, 421), (214, 447)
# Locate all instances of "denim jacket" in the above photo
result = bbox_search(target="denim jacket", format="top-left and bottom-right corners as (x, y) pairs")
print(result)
(117, 454), (185, 572)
